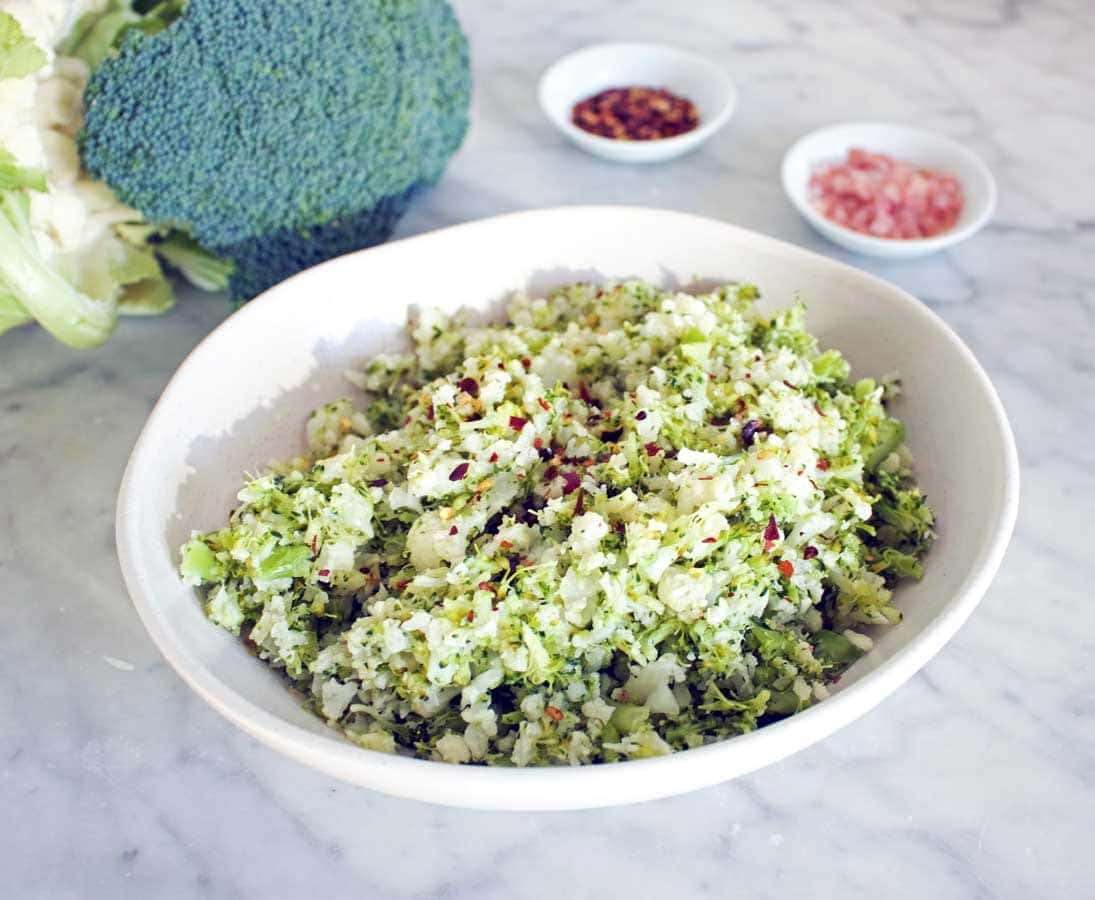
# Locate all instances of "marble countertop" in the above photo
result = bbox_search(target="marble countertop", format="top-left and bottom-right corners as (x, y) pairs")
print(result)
(3, 1), (1093, 897)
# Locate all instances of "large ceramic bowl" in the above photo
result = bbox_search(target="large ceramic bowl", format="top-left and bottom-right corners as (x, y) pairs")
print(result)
(116, 207), (1018, 810)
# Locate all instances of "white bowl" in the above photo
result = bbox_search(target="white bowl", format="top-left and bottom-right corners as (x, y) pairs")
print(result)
(781, 122), (997, 259)
(116, 206), (1018, 810)
(538, 43), (736, 163)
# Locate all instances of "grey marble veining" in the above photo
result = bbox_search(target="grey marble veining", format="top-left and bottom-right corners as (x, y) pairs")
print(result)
(3, 1), (1093, 897)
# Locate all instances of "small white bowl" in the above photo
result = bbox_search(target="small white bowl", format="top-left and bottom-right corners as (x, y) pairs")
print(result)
(538, 43), (736, 163)
(782, 122), (997, 259)
(117, 206), (1018, 810)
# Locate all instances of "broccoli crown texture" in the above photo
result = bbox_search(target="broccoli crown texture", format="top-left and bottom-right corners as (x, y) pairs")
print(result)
(79, 0), (471, 300)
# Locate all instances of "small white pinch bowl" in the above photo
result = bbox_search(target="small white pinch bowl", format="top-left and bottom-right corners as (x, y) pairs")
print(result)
(538, 43), (736, 163)
(117, 206), (1018, 810)
(782, 122), (997, 259)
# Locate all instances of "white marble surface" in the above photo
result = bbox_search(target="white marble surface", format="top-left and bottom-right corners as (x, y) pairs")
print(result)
(2, 1), (1093, 897)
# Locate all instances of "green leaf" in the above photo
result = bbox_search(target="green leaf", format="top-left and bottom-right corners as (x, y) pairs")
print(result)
(155, 231), (233, 291)
(0, 149), (46, 192)
(59, 0), (187, 69)
(0, 12), (47, 81)
(118, 275), (175, 316)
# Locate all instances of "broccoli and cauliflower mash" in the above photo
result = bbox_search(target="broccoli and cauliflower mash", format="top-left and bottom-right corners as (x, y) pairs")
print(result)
(180, 281), (934, 766)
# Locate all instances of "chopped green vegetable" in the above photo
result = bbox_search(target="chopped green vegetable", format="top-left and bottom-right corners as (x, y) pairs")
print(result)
(180, 281), (934, 765)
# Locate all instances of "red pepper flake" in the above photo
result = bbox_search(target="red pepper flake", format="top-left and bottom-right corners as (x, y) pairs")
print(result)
(698, 475), (714, 481)
(376, 457), (385, 463)
(560, 471), (582, 495)
(537, 397), (550, 411)
(578, 381), (594, 404)
(763, 515), (780, 552)
(457, 376), (479, 397)
(395, 578), (409, 590)
(815, 402), (827, 418)
(702, 537), (717, 544)
(426, 404), (435, 421)
(449, 462), (470, 481)
(466, 610), (475, 622)
(744, 373), (752, 379)
(533, 437), (544, 449)
(317, 568), (330, 578)
(521, 357), (532, 369)
(509, 415), (528, 431)
(545, 705), (564, 722)
(402, 415), (411, 426)
(796, 469), (804, 476)
(803, 546), (819, 560)
(499, 540), (514, 549)
(310, 535), (318, 555)
(644, 442), (660, 457)
(817, 458), (830, 471)
(582, 459), (596, 468)
(571, 86), (700, 141)
(636, 410), (647, 421)
(574, 490), (585, 515)
(448, 525), (458, 536)
(489, 452), (499, 463)
(777, 560), (795, 578)
(477, 581), (496, 592)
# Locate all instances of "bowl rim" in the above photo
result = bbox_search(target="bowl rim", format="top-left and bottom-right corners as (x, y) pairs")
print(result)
(537, 41), (737, 152)
(780, 121), (998, 253)
(116, 205), (1019, 809)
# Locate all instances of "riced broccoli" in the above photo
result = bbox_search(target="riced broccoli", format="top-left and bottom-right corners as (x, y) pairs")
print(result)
(180, 281), (935, 766)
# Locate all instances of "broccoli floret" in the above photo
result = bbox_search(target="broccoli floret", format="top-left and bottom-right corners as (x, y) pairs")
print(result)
(79, 0), (471, 301)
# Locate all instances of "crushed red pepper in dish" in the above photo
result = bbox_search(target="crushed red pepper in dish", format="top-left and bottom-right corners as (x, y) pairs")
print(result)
(571, 86), (700, 141)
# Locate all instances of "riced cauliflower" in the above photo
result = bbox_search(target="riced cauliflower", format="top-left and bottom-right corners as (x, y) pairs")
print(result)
(180, 281), (934, 766)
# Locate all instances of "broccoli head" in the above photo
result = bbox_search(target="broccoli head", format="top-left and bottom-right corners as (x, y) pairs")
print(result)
(79, 0), (471, 301)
